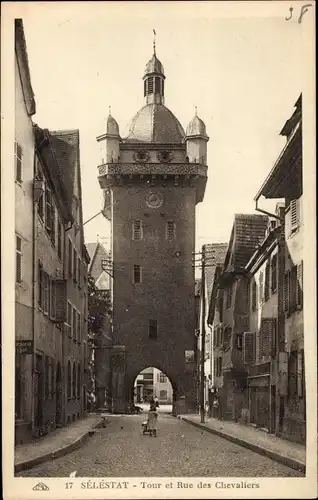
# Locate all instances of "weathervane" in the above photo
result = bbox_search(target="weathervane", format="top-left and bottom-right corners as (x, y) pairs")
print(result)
(153, 29), (156, 55)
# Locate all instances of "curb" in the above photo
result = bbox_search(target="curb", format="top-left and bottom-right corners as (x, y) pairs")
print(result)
(179, 416), (306, 474)
(15, 418), (106, 474)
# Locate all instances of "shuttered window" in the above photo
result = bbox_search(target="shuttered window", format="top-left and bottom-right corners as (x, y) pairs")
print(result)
(15, 142), (23, 183)
(77, 312), (81, 342)
(290, 199), (300, 231)
(243, 332), (255, 364)
(38, 261), (43, 307)
(133, 265), (142, 284)
(43, 272), (50, 314)
(68, 240), (73, 277)
(259, 318), (276, 358)
(45, 187), (52, 234)
(57, 220), (63, 260)
(251, 280), (257, 311)
(73, 248), (77, 282)
(73, 307), (77, 340)
(259, 271), (264, 304)
(289, 265), (297, 313)
(264, 261), (270, 301)
(296, 260), (303, 309)
(271, 254), (277, 292)
(166, 221), (176, 240)
(16, 236), (22, 283)
(147, 77), (154, 93)
(67, 302), (72, 337)
(77, 257), (81, 285)
(132, 220), (143, 240)
(283, 271), (290, 314)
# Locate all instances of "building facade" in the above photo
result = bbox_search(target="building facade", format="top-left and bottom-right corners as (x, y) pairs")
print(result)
(32, 126), (89, 435)
(255, 95), (305, 443)
(15, 19), (36, 444)
(211, 214), (268, 421)
(134, 368), (173, 404)
(244, 210), (284, 432)
(97, 47), (208, 414)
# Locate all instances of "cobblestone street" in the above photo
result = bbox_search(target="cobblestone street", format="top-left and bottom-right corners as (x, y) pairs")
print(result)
(19, 414), (302, 477)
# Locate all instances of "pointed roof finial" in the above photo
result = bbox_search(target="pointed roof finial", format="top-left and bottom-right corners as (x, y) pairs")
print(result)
(153, 29), (156, 55)
(195, 106), (198, 116)
(109, 106), (111, 116)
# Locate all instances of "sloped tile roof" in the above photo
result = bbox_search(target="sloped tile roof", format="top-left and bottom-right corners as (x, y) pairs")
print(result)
(86, 243), (97, 262)
(49, 129), (79, 209)
(224, 214), (268, 272)
(205, 243), (228, 302)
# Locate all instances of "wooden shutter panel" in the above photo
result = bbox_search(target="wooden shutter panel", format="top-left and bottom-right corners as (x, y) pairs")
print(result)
(264, 263), (270, 301)
(290, 199), (299, 230)
(54, 279), (67, 323)
(283, 271), (290, 314)
(243, 332), (255, 364)
(260, 318), (275, 358)
(296, 260), (303, 309)
(50, 278), (56, 320)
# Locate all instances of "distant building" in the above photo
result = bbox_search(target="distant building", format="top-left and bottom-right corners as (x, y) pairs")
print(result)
(86, 241), (111, 291)
(254, 95), (304, 444)
(134, 367), (173, 404)
(86, 240), (112, 410)
(14, 18), (36, 444)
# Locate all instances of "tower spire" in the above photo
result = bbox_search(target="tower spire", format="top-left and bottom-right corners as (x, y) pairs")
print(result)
(153, 29), (156, 55)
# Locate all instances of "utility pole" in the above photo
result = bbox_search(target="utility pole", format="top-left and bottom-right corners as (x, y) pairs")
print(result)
(200, 244), (206, 424)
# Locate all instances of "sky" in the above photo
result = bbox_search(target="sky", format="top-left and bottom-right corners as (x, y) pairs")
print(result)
(12, 1), (306, 250)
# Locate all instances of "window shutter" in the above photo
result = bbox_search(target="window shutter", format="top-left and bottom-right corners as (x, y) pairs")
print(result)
(260, 318), (275, 358)
(283, 271), (290, 314)
(290, 199), (299, 231)
(166, 221), (176, 240)
(15, 142), (23, 183)
(259, 271), (264, 304)
(73, 308), (77, 339)
(271, 254), (278, 292)
(38, 261), (43, 307)
(16, 236), (22, 284)
(296, 260), (303, 309)
(77, 257), (81, 285)
(243, 332), (255, 364)
(54, 279), (66, 323)
(68, 240), (73, 277)
(264, 262), (270, 301)
(132, 220), (142, 240)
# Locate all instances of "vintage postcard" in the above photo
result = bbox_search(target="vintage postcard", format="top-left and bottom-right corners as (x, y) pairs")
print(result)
(1, 1), (316, 499)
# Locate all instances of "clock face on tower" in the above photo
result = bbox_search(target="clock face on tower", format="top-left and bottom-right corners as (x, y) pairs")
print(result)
(146, 191), (164, 209)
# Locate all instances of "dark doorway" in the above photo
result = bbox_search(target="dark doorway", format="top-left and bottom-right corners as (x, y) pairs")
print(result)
(56, 362), (62, 426)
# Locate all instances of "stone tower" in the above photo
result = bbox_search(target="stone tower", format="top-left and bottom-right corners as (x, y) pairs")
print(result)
(97, 47), (208, 414)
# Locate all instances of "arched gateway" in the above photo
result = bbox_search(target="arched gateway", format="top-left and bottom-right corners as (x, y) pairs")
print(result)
(96, 45), (209, 415)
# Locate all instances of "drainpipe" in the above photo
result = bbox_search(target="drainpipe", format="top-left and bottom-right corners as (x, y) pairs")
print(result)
(254, 196), (284, 222)
(31, 151), (37, 434)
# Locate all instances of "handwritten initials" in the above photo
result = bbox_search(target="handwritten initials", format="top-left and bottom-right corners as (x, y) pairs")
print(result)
(285, 4), (312, 23)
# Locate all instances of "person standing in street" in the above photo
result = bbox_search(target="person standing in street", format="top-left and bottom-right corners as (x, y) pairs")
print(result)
(147, 400), (158, 436)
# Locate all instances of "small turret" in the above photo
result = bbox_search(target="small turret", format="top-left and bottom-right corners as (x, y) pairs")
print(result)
(185, 108), (209, 164)
(97, 109), (121, 163)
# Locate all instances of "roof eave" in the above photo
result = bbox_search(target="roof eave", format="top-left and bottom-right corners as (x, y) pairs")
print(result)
(254, 121), (302, 200)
